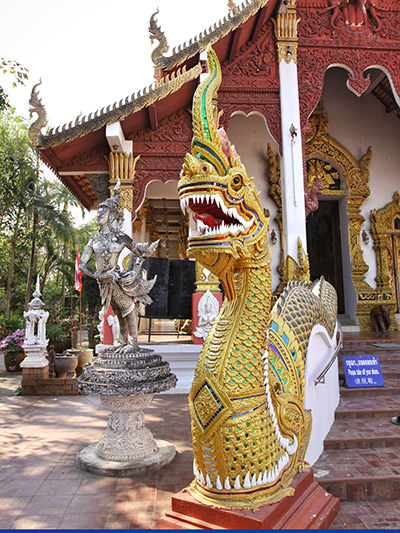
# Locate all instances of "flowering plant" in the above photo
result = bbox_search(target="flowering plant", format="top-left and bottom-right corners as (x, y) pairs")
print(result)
(0, 329), (25, 355)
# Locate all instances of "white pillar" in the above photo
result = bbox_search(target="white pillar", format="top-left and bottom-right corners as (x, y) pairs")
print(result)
(275, 1), (307, 263)
(279, 59), (306, 260)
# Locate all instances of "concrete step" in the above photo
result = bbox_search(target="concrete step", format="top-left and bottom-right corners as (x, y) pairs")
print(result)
(329, 499), (400, 529)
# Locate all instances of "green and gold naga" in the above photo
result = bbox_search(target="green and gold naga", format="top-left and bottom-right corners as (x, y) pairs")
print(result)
(178, 47), (338, 509)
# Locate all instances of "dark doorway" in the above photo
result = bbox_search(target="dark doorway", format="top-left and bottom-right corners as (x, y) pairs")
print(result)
(306, 200), (345, 313)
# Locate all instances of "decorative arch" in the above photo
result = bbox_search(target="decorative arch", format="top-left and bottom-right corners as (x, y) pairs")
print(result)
(304, 102), (397, 330)
(370, 192), (400, 322)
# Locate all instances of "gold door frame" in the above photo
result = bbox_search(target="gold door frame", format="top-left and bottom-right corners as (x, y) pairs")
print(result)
(267, 102), (388, 330)
(370, 191), (400, 325)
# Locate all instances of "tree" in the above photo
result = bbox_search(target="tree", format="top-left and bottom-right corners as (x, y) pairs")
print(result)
(24, 178), (76, 309)
(0, 58), (28, 111)
(46, 180), (86, 306)
(0, 109), (37, 316)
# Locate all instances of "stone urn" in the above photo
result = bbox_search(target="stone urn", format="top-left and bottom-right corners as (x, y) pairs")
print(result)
(67, 348), (94, 377)
(54, 353), (78, 378)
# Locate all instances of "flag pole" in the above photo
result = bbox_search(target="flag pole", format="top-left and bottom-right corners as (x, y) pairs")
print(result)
(79, 284), (82, 348)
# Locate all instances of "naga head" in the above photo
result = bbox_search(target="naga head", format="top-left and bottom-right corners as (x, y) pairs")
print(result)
(178, 46), (269, 299)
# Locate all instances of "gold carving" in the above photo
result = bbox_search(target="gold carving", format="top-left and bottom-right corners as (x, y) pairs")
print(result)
(108, 152), (140, 213)
(286, 237), (310, 284)
(178, 46), (338, 510)
(195, 262), (221, 293)
(273, 0), (299, 64)
(306, 102), (374, 330)
(369, 191), (400, 329)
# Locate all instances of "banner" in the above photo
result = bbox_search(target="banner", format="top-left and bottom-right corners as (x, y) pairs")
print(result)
(75, 250), (83, 293)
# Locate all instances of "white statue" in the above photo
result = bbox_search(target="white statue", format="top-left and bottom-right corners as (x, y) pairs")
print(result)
(107, 314), (120, 346)
(21, 275), (49, 368)
(193, 290), (220, 341)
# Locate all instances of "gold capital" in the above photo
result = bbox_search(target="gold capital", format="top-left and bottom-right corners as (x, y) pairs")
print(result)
(274, 0), (299, 64)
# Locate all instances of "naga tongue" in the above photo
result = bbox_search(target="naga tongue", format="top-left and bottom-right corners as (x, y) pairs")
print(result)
(195, 212), (222, 228)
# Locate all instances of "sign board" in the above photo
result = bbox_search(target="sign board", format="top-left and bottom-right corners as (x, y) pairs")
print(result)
(342, 355), (384, 388)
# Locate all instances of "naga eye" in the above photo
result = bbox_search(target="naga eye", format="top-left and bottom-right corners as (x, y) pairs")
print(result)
(232, 175), (243, 191)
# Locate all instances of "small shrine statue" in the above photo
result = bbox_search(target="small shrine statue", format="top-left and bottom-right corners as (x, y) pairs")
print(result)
(193, 290), (220, 341)
(107, 314), (120, 345)
(79, 180), (159, 350)
(21, 275), (49, 368)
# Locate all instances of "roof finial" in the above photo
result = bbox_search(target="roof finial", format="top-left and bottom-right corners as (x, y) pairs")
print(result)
(149, 9), (169, 81)
(28, 79), (48, 146)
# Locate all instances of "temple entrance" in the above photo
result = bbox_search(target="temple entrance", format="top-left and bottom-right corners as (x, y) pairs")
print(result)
(306, 200), (345, 313)
(390, 235), (400, 313)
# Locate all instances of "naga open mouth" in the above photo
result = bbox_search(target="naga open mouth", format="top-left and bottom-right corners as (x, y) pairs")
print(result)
(180, 193), (254, 239)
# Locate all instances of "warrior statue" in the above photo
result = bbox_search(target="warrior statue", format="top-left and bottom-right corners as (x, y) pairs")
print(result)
(79, 180), (158, 350)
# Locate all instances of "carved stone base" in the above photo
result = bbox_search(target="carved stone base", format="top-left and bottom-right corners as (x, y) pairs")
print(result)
(76, 393), (176, 476)
(20, 345), (48, 368)
(77, 439), (176, 477)
(96, 394), (158, 461)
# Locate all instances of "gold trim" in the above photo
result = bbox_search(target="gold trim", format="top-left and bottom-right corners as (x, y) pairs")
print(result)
(273, 0), (299, 64)
(305, 102), (375, 330)
(108, 152), (140, 213)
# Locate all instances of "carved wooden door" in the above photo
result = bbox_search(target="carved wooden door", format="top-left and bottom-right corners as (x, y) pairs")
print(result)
(391, 235), (400, 313)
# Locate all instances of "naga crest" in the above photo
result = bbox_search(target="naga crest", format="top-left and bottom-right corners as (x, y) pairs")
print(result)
(178, 46), (269, 299)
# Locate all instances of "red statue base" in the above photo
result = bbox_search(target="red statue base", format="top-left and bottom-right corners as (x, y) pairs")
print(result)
(154, 470), (339, 529)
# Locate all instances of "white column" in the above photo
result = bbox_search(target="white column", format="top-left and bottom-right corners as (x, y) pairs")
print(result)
(106, 121), (134, 266)
(279, 58), (307, 261)
(275, 1), (307, 263)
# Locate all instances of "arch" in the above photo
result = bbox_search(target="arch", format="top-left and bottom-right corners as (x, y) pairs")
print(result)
(370, 192), (400, 322)
(305, 101), (380, 330)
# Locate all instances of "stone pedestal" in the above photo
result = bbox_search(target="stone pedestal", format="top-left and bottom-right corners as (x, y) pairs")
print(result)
(76, 345), (177, 476)
(155, 470), (340, 529)
(20, 345), (48, 368)
(96, 394), (158, 461)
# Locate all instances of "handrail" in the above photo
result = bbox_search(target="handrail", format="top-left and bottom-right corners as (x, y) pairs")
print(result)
(314, 321), (343, 385)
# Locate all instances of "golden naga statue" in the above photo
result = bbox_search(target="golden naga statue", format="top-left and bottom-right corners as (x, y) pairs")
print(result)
(178, 46), (338, 509)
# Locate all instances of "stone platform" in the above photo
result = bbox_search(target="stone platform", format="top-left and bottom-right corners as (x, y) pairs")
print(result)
(155, 470), (339, 529)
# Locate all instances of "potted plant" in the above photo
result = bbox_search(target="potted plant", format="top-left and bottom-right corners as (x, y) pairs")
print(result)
(0, 329), (26, 372)
(46, 320), (72, 353)
(66, 347), (93, 376)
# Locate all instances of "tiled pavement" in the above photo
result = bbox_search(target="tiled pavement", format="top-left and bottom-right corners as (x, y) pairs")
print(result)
(0, 380), (193, 530)
(1, 331), (400, 529)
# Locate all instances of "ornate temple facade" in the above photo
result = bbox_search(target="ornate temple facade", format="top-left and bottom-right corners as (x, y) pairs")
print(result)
(30, 0), (400, 332)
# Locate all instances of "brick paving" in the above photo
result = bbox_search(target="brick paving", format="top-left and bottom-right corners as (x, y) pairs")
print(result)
(0, 382), (193, 530)
(1, 331), (400, 529)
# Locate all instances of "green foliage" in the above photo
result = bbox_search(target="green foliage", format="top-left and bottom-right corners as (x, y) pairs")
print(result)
(0, 313), (24, 338)
(0, 57), (29, 110)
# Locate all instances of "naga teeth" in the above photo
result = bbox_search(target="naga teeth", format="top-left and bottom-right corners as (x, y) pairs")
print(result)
(181, 193), (254, 239)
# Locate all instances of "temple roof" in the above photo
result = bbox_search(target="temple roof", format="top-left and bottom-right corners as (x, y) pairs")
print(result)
(31, 0), (280, 210)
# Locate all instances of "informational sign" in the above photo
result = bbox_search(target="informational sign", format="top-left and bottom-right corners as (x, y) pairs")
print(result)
(342, 355), (384, 388)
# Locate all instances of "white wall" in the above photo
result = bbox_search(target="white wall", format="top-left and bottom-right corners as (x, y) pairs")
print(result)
(320, 67), (400, 295)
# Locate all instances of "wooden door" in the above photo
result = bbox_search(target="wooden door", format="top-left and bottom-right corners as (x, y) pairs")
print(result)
(306, 200), (345, 313)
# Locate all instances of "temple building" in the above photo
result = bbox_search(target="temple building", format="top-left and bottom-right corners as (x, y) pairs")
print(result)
(30, 0), (400, 334)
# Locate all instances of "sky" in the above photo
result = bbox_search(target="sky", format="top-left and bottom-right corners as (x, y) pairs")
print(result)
(1, 0), (230, 126)
(1, 0), (230, 224)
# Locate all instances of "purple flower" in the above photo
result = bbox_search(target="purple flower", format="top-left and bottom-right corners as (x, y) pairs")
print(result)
(0, 329), (25, 355)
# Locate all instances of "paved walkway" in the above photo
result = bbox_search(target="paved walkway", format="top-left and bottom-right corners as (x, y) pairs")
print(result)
(0, 372), (193, 529)
(1, 330), (399, 529)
